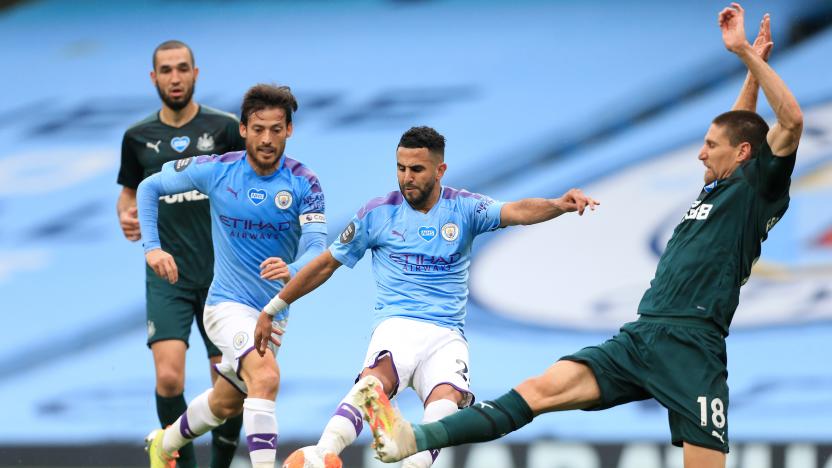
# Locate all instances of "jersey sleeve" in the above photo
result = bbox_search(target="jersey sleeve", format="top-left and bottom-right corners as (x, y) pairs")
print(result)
(755, 143), (796, 199)
(297, 174), (327, 236)
(329, 214), (372, 269)
(136, 156), (218, 252)
(463, 192), (505, 236)
(117, 131), (143, 189)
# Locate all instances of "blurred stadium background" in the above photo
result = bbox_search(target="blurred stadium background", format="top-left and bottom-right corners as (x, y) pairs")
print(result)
(1, 0), (831, 466)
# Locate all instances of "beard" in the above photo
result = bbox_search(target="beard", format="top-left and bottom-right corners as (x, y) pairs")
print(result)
(156, 82), (195, 111)
(400, 180), (435, 209)
(247, 144), (282, 174)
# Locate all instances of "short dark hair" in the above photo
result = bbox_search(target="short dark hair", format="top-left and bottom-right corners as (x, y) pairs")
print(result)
(153, 40), (194, 70)
(240, 84), (299, 126)
(712, 110), (769, 155)
(398, 126), (446, 159)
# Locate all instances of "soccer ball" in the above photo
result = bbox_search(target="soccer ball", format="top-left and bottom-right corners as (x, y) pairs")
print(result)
(282, 445), (342, 468)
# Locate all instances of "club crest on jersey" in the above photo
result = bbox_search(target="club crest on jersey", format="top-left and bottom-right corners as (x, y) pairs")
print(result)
(196, 132), (215, 151)
(248, 188), (268, 206)
(275, 191), (293, 209)
(170, 136), (190, 153)
(418, 226), (437, 242)
(441, 223), (460, 241)
(233, 332), (248, 350)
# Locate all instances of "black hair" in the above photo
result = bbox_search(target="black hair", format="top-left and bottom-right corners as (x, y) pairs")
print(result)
(712, 110), (769, 155)
(240, 84), (299, 126)
(398, 126), (446, 159)
(152, 40), (194, 69)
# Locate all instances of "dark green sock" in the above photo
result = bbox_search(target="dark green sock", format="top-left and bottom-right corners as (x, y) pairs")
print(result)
(210, 413), (242, 468)
(156, 393), (197, 468)
(414, 389), (534, 451)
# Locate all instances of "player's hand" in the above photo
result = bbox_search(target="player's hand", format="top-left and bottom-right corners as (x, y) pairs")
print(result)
(119, 206), (141, 241)
(146, 249), (179, 284)
(751, 13), (773, 62)
(719, 3), (749, 54)
(558, 188), (599, 216)
(253, 311), (285, 357)
(260, 257), (290, 282)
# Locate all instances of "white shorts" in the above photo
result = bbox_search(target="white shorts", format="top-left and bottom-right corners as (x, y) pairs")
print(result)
(203, 301), (287, 394)
(362, 317), (473, 407)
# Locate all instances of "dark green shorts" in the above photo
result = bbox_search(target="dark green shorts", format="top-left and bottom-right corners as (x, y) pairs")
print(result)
(561, 316), (729, 453)
(145, 280), (220, 358)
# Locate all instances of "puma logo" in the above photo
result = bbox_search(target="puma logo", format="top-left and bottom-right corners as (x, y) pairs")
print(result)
(252, 435), (275, 447)
(227, 187), (239, 199)
(341, 403), (361, 421)
(711, 430), (725, 444)
(391, 230), (406, 241)
(146, 140), (162, 153)
(477, 402), (494, 410)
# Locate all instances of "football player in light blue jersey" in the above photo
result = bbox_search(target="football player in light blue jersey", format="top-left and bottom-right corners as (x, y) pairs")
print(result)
(255, 126), (599, 467)
(139, 84), (327, 468)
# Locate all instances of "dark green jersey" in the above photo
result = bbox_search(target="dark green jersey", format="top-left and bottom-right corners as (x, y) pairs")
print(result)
(118, 105), (245, 288)
(638, 141), (796, 335)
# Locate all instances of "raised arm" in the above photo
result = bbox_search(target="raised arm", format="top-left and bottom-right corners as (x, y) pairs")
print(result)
(732, 13), (772, 112)
(254, 250), (343, 355)
(721, 3), (803, 156)
(499, 188), (599, 227)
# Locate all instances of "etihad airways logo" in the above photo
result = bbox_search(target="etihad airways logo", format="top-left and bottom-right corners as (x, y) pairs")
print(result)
(390, 252), (461, 272)
(220, 215), (291, 239)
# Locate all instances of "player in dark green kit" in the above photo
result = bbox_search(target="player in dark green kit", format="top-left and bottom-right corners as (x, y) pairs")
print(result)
(116, 40), (245, 468)
(352, 4), (803, 468)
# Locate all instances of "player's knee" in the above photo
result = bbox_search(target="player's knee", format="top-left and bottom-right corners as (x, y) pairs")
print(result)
(515, 374), (558, 413)
(425, 384), (464, 406)
(247, 367), (280, 398)
(360, 364), (397, 397)
(155, 369), (185, 396)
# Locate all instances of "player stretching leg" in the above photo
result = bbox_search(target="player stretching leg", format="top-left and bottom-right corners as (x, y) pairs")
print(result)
(255, 126), (599, 467)
(139, 84), (328, 468)
(357, 5), (801, 468)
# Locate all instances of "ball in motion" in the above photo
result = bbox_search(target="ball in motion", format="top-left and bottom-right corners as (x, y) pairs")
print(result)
(282, 445), (342, 468)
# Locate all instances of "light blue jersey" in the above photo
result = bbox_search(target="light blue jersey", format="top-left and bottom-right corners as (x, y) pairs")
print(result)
(330, 187), (504, 331)
(137, 151), (327, 319)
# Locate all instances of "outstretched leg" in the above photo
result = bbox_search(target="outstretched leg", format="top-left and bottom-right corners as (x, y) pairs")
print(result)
(357, 360), (601, 462)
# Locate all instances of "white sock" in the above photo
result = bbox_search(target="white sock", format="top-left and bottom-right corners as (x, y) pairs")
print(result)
(401, 399), (459, 468)
(163, 389), (226, 454)
(244, 397), (277, 468)
(316, 381), (377, 454)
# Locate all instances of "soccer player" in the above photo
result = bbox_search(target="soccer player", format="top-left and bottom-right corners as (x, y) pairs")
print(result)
(140, 84), (328, 468)
(354, 5), (801, 468)
(117, 40), (245, 468)
(254, 126), (599, 467)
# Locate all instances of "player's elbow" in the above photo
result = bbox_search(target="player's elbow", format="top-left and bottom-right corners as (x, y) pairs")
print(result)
(780, 106), (803, 133)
